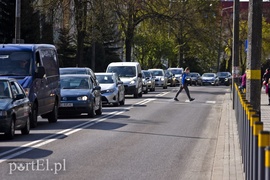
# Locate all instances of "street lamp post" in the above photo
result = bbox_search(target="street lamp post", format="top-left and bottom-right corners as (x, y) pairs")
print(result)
(14, 0), (21, 43)
(217, 6), (233, 73)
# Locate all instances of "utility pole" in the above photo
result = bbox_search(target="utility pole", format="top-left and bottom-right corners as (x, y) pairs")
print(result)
(14, 0), (21, 43)
(232, 0), (240, 109)
(246, 0), (262, 114)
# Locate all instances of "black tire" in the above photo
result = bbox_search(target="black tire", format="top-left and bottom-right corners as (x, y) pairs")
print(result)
(133, 88), (139, 98)
(120, 95), (125, 105)
(30, 103), (38, 128)
(48, 101), (58, 123)
(144, 89), (148, 94)
(113, 95), (119, 106)
(88, 102), (96, 118)
(21, 116), (30, 135)
(95, 100), (102, 115)
(5, 118), (15, 140)
(138, 91), (143, 97)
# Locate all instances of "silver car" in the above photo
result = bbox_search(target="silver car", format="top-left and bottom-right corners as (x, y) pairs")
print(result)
(142, 70), (155, 93)
(200, 73), (219, 86)
(148, 69), (168, 89)
(95, 73), (125, 106)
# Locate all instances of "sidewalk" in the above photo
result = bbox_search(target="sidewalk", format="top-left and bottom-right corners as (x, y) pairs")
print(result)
(211, 92), (244, 180)
(261, 89), (270, 131)
(211, 90), (270, 180)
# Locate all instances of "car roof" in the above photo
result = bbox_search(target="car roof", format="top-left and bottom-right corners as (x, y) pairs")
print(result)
(60, 74), (91, 78)
(0, 44), (56, 51)
(148, 69), (164, 71)
(108, 62), (140, 66)
(60, 67), (90, 70)
(95, 72), (115, 76)
(0, 77), (17, 82)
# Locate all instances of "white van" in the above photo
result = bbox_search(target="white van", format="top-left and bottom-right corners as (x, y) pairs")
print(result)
(106, 62), (143, 98)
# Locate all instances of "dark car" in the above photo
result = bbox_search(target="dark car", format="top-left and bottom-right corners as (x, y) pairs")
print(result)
(0, 44), (60, 128)
(189, 72), (201, 86)
(165, 70), (176, 87)
(217, 72), (232, 86)
(0, 78), (31, 139)
(59, 75), (102, 117)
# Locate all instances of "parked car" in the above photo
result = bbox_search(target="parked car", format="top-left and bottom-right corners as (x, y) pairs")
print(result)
(0, 78), (31, 139)
(148, 69), (168, 89)
(165, 70), (176, 87)
(59, 74), (102, 117)
(95, 73), (125, 106)
(167, 68), (183, 85)
(189, 72), (201, 86)
(200, 73), (219, 86)
(0, 44), (60, 128)
(142, 70), (155, 92)
(217, 72), (232, 86)
(106, 62), (143, 98)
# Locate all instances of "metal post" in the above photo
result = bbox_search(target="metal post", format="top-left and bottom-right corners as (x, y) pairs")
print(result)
(250, 114), (259, 180)
(258, 131), (270, 180)
(265, 146), (270, 180)
(232, 0), (239, 109)
(14, 0), (21, 43)
(246, 0), (262, 114)
(253, 122), (263, 180)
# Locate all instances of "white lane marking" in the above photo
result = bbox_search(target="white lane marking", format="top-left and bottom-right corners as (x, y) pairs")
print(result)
(206, 101), (216, 104)
(0, 97), (156, 163)
(155, 92), (170, 97)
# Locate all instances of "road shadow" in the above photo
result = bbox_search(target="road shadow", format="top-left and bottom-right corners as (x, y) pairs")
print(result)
(88, 121), (127, 130)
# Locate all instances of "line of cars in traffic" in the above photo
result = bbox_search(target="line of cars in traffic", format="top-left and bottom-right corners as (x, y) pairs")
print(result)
(0, 43), (232, 140)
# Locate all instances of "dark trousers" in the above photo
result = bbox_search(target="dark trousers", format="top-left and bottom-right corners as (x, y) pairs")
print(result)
(175, 84), (191, 99)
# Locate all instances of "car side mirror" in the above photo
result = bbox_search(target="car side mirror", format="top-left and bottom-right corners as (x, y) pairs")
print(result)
(14, 94), (25, 100)
(93, 86), (101, 91)
(35, 66), (45, 78)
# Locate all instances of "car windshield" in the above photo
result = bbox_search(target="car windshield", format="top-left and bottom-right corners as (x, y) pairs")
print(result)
(170, 69), (182, 75)
(150, 70), (163, 76)
(107, 66), (136, 77)
(0, 51), (32, 76)
(60, 68), (87, 75)
(0, 81), (11, 98)
(203, 73), (215, 77)
(142, 71), (151, 78)
(217, 72), (230, 76)
(96, 75), (115, 84)
(60, 76), (92, 89)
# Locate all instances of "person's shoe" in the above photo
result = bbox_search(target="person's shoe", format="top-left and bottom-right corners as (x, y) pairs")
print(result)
(189, 98), (195, 102)
(174, 97), (179, 101)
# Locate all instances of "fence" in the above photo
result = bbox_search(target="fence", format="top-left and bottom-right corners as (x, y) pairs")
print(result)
(234, 83), (270, 180)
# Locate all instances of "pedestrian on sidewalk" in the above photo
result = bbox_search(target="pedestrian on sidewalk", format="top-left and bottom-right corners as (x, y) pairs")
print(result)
(239, 70), (246, 93)
(263, 68), (270, 105)
(174, 67), (195, 102)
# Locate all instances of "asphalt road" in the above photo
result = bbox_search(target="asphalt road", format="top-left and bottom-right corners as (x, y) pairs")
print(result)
(0, 85), (230, 180)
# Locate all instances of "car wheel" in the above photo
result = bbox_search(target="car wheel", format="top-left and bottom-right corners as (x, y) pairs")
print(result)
(113, 95), (119, 106)
(153, 85), (156, 91)
(134, 88), (139, 98)
(120, 95), (125, 105)
(95, 100), (102, 115)
(48, 101), (58, 123)
(138, 91), (143, 97)
(30, 103), (38, 128)
(144, 88), (148, 94)
(88, 102), (96, 118)
(5, 117), (15, 140)
(21, 116), (30, 135)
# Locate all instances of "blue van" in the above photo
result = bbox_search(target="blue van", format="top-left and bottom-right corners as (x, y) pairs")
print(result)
(0, 44), (60, 127)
